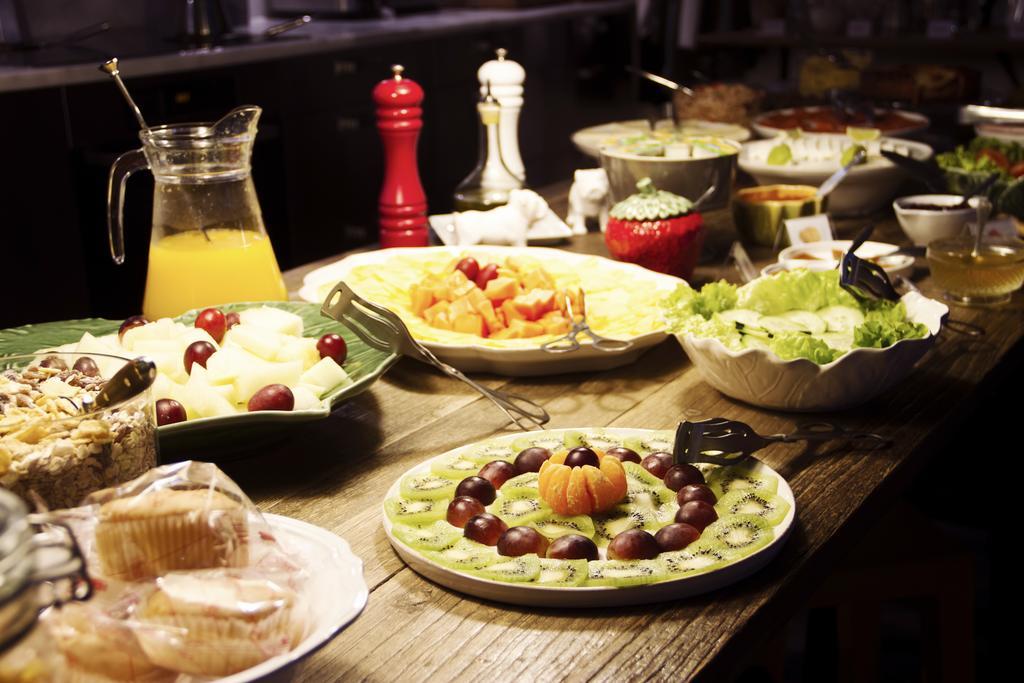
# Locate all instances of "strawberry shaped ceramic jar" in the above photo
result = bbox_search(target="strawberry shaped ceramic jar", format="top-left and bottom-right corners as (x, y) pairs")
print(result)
(604, 178), (704, 280)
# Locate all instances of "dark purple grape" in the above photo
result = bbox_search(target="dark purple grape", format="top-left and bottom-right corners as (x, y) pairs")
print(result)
(497, 527), (550, 557)
(675, 501), (718, 531)
(225, 312), (241, 330)
(155, 398), (187, 426)
(676, 484), (717, 506)
(446, 496), (485, 528)
(463, 513), (508, 546)
(564, 446), (600, 469)
(317, 333), (348, 364)
(72, 356), (99, 377)
(183, 341), (216, 374)
(118, 315), (148, 340)
(478, 461), (518, 489)
(607, 529), (661, 561)
(641, 452), (674, 479)
(455, 476), (496, 506)
(546, 535), (599, 561)
(663, 464), (705, 491)
(195, 308), (227, 344)
(247, 384), (295, 412)
(655, 523), (701, 552)
(604, 446), (641, 464)
(514, 447), (552, 473)
(455, 257), (480, 282)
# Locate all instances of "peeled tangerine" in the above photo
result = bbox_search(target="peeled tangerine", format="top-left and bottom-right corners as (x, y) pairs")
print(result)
(537, 450), (628, 516)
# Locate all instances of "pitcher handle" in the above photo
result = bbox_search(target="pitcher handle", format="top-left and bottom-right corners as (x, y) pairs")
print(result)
(106, 148), (149, 264)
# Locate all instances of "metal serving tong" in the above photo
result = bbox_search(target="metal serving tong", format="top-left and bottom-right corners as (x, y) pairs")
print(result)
(541, 293), (633, 354)
(674, 417), (890, 467)
(838, 223), (902, 302)
(320, 282), (550, 431)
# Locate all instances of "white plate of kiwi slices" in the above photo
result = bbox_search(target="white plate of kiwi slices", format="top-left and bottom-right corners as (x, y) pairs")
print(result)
(382, 428), (795, 607)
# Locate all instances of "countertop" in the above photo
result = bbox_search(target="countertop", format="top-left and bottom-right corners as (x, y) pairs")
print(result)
(0, 1), (634, 94)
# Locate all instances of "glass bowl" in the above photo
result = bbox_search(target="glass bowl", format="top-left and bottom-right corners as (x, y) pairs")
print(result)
(926, 236), (1024, 305)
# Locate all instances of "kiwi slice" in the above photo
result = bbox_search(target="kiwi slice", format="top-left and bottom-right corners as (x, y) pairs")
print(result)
(622, 461), (666, 490)
(461, 441), (516, 465)
(488, 493), (549, 525)
(470, 554), (542, 583)
(592, 505), (658, 547)
(385, 497), (447, 526)
(658, 544), (728, 577)
(424, 538), (499, 571)
(586, 559), (666, 587)
(717, 489), (790, 526)
(537, 558), (588, 587)
(702, 514), (774, 558)
(622, 431), (674, 456)
(400, 473), (458, 501)
(511, 434), (565, 453)
(706, 463), (778, 499)
(562, 430), (623, 451)
(430, 453), (486, 480)
(500, 472), (540, 496)
(391, 520), (462, 551)
(528, 512), (596, 540)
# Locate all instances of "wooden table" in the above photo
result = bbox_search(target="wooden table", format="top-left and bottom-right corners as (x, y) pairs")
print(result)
(219, 194), (1021, 681)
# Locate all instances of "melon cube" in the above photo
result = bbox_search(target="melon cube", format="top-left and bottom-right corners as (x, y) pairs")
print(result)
(238, 306), (304, 336)
(300, 357), (351, 393)
(452, 312), (485, 336)
(234, 359), (304, 405)
(223, 324), (284, 361)
(275, 336), (320, 368)
(73, 332), (124, 379)
(483, 277), (518, 301)
(182, 365), (237, 418)
(291, 385), (324, 411)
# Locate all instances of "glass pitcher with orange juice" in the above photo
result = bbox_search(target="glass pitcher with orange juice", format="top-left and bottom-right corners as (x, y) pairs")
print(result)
(107, 105), (287, 319)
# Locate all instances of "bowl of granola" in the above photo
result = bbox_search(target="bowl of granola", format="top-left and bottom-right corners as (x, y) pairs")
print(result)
(0, 353), (157, 509)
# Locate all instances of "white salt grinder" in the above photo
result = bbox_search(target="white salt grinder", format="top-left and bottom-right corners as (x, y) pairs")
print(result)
(478, 48), (526, 184)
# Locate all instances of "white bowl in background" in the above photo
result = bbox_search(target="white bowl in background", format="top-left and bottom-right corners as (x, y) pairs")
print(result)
(778, 239), (914, 279)
(738, 134), (933, 215)
(893, 194), (975, 247)
(675, 290), (948, 412)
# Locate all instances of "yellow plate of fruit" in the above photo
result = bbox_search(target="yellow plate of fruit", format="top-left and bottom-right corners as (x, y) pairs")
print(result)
(299, 246), (684, 376)
(382, 427), (795, 607)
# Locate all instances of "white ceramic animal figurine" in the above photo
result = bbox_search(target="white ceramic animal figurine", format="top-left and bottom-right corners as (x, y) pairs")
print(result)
(566, 168), (610, 234)
(451, 189), (549, 247)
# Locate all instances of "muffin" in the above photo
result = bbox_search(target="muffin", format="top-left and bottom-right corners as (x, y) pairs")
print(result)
(94, 488), (249, 581)
(47, 604), (169, 683)
(134, 573), (301, 677)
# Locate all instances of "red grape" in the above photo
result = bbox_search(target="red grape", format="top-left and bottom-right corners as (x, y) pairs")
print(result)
(546, 535), (599, 561)
(463, 513), (508, 546)
(514, 447), (551, 473)
(675, 501), (718, 531)
(474, 263), (500, 289)
(676, 484), (717, 506)
(446, 496), (485, 528)
(654, 523), (701, 552)
(455, 476), (497, 505)
(607, 529), (661, 560)
(195, 308), (227, 343)
(317, 333), (347, 364)
(641, 452), (674, 479)
(604, 446), (641, 464)
(183, 341), (216, 374)
(478, 460), (519, 489)
(455, 257), (480, 282)
(155, 398), (187, 426)
(564, 447), (600, 469)
(497, 527), (550, 557)
(225, 312), (241, 330)
(72, 357), (99, 377)
(663, 464), (705, 491)
(247, 384), (295, 412)
(38, 356), (67, 370)
(118, 315), (148, 340)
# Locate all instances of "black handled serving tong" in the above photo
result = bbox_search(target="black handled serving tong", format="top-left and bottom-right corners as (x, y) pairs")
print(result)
(838, 223), (902, 302)
(674, 417), (890, 466)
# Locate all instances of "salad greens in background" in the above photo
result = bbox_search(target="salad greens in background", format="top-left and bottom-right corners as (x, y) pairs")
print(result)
(663, 270), (929, 365)
(936, 137), (1024, 219)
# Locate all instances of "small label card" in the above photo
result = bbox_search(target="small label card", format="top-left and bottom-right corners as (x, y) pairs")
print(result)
(784, 214), (835, 246)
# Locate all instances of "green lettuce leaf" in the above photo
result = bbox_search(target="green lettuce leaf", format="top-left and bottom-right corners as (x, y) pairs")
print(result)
(853, 319), (928, 348)
(662, 281), (738, 324)
(737, 270), (858, 315)
(768, 333), (844, 364)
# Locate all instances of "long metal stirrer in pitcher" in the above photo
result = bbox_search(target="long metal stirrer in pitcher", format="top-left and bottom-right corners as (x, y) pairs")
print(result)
(99, 58), (149, 130)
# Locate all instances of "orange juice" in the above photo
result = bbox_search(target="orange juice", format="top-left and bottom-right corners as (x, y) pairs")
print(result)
(142, 228), (288, 319)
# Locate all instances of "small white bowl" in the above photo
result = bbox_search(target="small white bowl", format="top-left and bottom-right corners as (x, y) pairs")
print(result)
(893, 195), (975, 247)
(778, 239), (914, 279)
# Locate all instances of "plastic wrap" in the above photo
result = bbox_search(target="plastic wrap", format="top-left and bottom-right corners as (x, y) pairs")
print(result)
(35, 461), (312, 681)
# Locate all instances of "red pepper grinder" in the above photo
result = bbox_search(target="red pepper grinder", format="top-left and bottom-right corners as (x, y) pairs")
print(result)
(373, 64), (428, 247)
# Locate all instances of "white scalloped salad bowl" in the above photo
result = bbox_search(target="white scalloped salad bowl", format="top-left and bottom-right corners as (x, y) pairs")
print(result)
(674, 291), (948, 411)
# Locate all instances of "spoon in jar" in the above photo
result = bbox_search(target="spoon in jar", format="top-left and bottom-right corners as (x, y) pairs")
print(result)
(971, 195), (993, 259)
(98, 58), (149, 130)
(82, 357), (157, 414)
